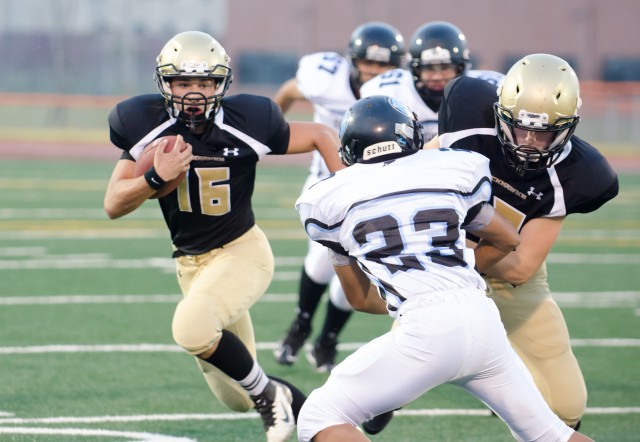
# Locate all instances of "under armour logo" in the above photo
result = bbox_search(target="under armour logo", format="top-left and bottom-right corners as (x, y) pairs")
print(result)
(527, 187), (543, 200)
(223, 147), (239, 156)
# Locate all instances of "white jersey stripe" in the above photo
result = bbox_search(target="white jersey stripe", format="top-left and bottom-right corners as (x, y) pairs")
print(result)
(129, 118), (177, 160)
(439, 127), (497, 148)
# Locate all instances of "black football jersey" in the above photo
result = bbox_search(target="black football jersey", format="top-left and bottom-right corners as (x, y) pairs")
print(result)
(438, 76), (619, 235)
(108, 93), (290, 254)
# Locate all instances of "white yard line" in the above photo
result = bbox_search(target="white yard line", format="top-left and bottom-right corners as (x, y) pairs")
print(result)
(0, 407), (637, 427)
(0, 230), (639, 241)
(0, 207), (297, 220)
(1, 253), (640, 271)
(1, 338), (639, 356)
(1, 291), (639, 308)
(0, 426), (195, 441)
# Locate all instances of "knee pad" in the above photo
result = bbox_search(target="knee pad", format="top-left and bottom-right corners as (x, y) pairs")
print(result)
(172, 297), (221, 355)
(329, 276), (353, 312)
(304, 240), (335, 284)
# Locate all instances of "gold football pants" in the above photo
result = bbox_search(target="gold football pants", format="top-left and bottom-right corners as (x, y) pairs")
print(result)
(172, 225), (275, 411)
(486, 262), (586, 427)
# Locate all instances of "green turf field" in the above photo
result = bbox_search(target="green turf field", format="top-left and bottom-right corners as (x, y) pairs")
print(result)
(0, 160), (638, 441)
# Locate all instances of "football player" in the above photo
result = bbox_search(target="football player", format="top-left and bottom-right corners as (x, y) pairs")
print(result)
(272, 22), (406, 373)
(365, 54), (619, 434)
(295, 95), (594, 442)
(103, 31), (344, 442)
(360, 20), (504, 141)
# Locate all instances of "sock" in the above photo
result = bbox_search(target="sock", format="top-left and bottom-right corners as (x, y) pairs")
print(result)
(297, 268), (328, 320)
(238, 361), (270, 397)
(203, 330), (269, 396)
(317, 300), (353, 345)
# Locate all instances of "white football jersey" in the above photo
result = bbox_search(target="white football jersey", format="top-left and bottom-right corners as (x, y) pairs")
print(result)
(296, 51), (358, 180)
(296, 149), (491, 314)
(360, 69), (504, 141)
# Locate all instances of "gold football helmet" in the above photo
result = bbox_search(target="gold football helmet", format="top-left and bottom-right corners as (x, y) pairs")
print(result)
(494, 53), (581, 174)
(155, 31), (233, 128)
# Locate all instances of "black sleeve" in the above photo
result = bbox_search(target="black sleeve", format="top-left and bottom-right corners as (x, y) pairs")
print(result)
(220, 95), (291, 155)
(265, 98), (291, 155)
(108, 105), (129, 151)
(562, 137), (619, 214)
(107, 95), (168, 152)
(120, 150), (134, 161)
(439, 76), (498, 135)
(438, 77), (459, 135)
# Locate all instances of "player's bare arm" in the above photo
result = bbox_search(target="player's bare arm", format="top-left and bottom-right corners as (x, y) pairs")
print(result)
(480, 216), (564, 285)
(286, 121), (345, 173)
(468, 209), (520, 273)
(104, 136), (192, 219)
(273, 78), (305, 113)
(423, 135), (440, 150)
(334, 261), (388, 314)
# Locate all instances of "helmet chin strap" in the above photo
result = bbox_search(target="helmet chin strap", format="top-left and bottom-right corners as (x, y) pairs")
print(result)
(171, 92), (211, 131)
(187, 114), (197, 132)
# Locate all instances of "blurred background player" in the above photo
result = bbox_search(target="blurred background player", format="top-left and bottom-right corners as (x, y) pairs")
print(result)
(364, 53), (619, 435)
(104, 31), (344, 442)
(272, 22), (406, 372)
(361, 20), (503, 141)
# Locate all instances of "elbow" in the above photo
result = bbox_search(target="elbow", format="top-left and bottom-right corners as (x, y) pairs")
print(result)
(348, 298), (367, 312)
(104, 205), (121, 220)
(505, 230), (521, 252)
(507, 237), (521, 253)
(104, 198), (126, 220)
(502, 266), (536, 287)
(504, 274), (529, 287)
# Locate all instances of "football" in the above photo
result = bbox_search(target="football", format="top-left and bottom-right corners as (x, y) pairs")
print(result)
(134, 135), (187, 199)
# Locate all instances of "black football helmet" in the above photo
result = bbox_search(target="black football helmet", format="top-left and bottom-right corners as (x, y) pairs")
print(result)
(339, 96), (424, 166)
(494, 54), (581, 175)
(346, 22), (406, 87)
(155, 31), (233, 130)
(409, 21), (470, 100)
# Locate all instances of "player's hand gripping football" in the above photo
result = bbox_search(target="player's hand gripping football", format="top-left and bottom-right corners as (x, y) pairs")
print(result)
(154, 135), (193, 181)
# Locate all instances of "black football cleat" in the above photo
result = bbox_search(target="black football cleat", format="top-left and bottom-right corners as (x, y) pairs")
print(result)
(362, 409), (395, 435)
(306, 338), (337, 373)
(274, 318), (311, 366)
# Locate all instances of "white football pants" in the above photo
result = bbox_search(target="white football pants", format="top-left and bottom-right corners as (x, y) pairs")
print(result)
(297, 286), (575, 442)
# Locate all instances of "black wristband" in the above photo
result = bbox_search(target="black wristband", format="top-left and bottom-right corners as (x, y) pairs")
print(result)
(144, 166), (167, 190)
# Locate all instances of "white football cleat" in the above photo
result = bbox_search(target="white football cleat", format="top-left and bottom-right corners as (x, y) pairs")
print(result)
(252, 381), (295, 442)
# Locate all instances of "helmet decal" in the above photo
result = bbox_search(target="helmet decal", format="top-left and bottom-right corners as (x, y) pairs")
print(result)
(362, 141), (404, 161)
(388, 97), (414, 119)
(365, 45), (393, 63)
